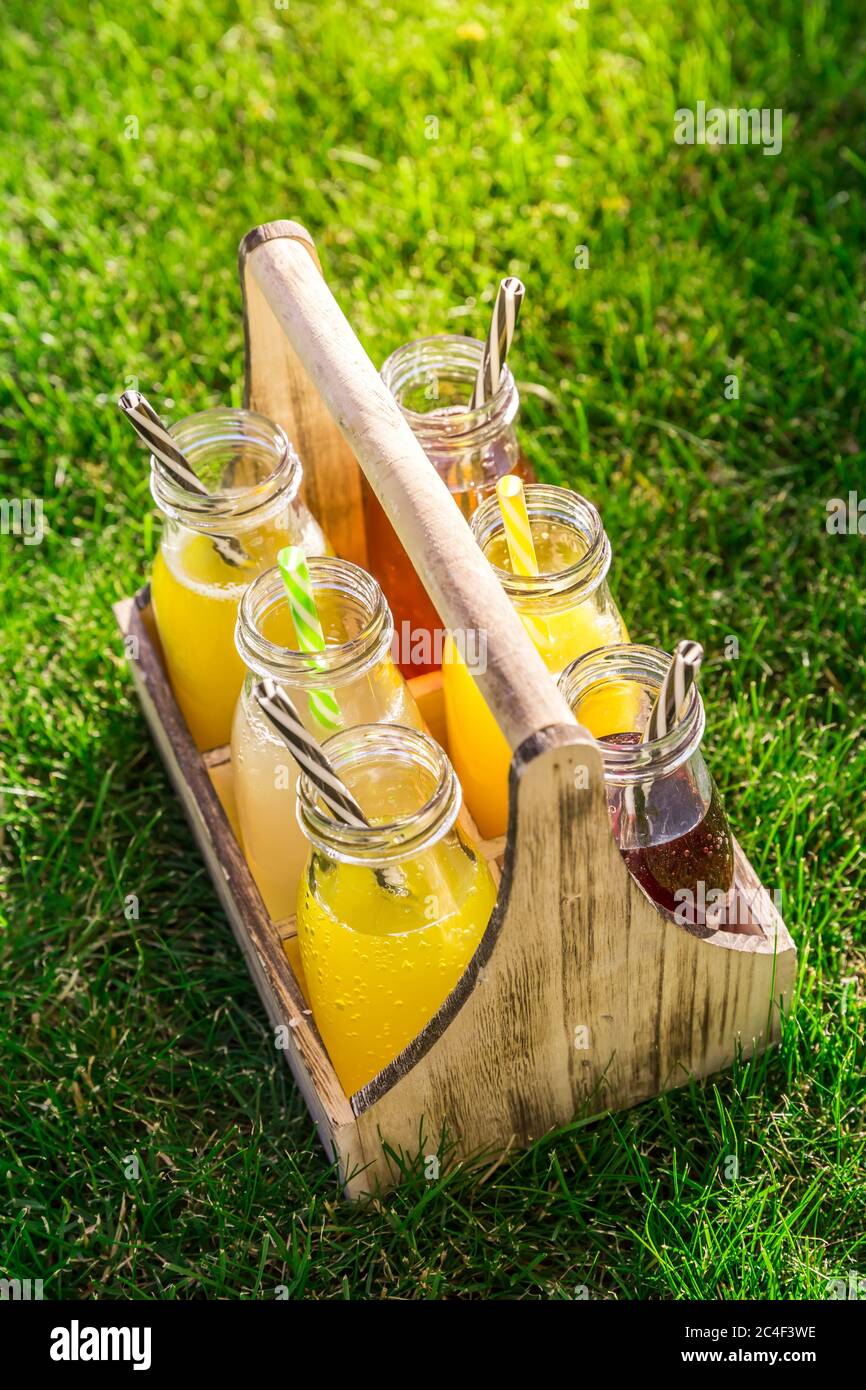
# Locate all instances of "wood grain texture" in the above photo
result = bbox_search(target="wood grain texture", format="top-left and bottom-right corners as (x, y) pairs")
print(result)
(238, 221), (367, 567)
(243, 226), (576, 755)
(348, 726), (797, 1195)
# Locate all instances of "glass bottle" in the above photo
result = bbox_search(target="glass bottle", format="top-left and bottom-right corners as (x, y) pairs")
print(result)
(365, 334), (531, 677)
(443, 483), (630, 839)
(150, 407), (328, 751)
(296, 723), (497, 1096)
(558, 643), (737, 935)
(232, 558), (423, 921)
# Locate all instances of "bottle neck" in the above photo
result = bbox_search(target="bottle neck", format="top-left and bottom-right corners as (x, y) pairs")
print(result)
(235, 557), (392, 686)
(472, 484), (612, 611)
(150, 408), (302, 533)
(558, 644), (707, 784)
(297, 724), (462, 866)
(381, 334), (519, 459)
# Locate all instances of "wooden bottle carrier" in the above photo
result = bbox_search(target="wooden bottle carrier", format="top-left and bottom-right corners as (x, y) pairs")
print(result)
(114, 220), (797, 1198)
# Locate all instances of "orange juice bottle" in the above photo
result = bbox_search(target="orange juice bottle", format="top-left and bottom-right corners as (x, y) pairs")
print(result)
(150, 408), (328, 750)
(231, 558), (423, 922)
(363, 334), (532, 676)
(442, 485), (633, 838)
(295, 724), (497, 1096)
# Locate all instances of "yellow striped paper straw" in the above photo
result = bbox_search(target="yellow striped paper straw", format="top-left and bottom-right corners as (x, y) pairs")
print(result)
(278, 546), (342, 732)
(496, 475), (539, 576)
(495, 476), (549, 648)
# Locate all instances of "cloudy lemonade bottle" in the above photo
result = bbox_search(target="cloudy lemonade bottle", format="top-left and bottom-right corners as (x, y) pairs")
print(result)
(232, 558), (423, 921)
(296, 724), (497, 1096)
(150, 408), (328, 750)
(443, 484), (632, 838)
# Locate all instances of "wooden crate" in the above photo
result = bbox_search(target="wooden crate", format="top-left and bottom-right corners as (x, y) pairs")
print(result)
(114, 219), (797, 1199)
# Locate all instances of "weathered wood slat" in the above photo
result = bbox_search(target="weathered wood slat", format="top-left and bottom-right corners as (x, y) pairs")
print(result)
(113, 592), (355, 1160)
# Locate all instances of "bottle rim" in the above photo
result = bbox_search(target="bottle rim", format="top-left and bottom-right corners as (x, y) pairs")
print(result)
(149, 407), (303, 531)
(296, 723), (462, 866)
(558, 643), (707, 784)
(235, 557), (392, 686)
(471, 483), (612, 607)
(381, 334), (519, 451)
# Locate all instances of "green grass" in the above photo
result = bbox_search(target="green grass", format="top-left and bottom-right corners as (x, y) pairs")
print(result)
(1, 0), (865, 1299)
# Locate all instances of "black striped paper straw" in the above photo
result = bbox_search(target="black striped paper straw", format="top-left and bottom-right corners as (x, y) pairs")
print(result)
(623, 639), (704, 823)
(643, 640), (704, 743)
(253, 679), (407, 895)
(117, 390), (249, 569)
(469, 277), (525, 410)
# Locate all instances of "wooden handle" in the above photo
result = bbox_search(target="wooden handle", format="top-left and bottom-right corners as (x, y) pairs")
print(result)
(244, 226), (576, 752)
(239, 222), (368, 567)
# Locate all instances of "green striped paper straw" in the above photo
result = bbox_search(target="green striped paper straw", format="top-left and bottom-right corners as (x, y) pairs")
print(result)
(278, 546), (342, 732)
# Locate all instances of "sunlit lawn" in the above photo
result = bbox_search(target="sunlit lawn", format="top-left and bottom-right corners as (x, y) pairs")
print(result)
(1, 0), (864, 1297)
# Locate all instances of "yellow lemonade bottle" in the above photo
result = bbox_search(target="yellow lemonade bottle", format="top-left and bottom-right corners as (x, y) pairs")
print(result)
(295, 724), (497, 1097)
(232, 558), (424, 922)
(443, 484), (633, 838)
(150, 408), (328, 751)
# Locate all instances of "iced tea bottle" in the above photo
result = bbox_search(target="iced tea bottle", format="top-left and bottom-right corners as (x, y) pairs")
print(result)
(558, 644), (738, 935)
